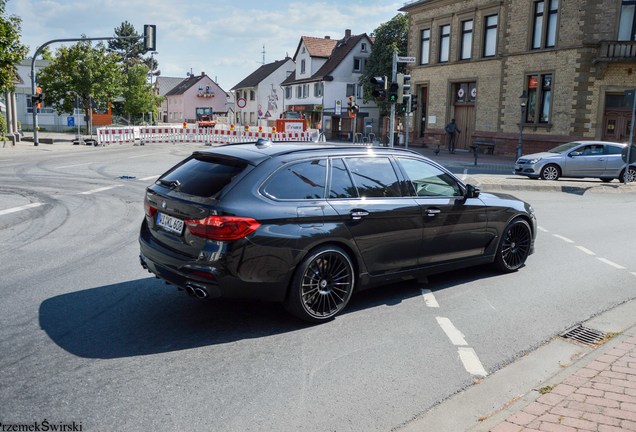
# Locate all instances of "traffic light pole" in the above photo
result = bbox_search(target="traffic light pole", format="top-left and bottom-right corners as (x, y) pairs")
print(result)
(30, 29), (155, 146)
(388, 51), (397, 147)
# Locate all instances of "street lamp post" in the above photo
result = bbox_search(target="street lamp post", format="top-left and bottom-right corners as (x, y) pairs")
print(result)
(517, 90), (528, 160)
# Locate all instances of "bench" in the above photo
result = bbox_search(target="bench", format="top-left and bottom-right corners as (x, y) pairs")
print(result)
(470, 139), (495, 155)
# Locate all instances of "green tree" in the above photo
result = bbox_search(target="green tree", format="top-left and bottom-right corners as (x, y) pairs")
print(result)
(0, 0), (28, 93)
(108, 21), (146, 72)
(360, 13), (409, 115)
(37, 39), (123, 133)
(121, 64), (161, 124)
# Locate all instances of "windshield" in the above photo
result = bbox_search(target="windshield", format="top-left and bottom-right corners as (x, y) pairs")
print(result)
(549, 142), (582, 154)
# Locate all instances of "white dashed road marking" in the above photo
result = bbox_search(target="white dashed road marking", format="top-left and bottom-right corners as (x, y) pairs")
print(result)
(139, 175), (160, 181)
(575, 246), (596, 256)
(552, 234), (574, 243)
(56, 162), (92, 169)
(436, 317), (468, 346)
(421, 289), (439, 308)
(0, 202), (44, 216)
(78, 185), (124, 195)
(458, 347), (488, 377)
(596, 258), (626, 270)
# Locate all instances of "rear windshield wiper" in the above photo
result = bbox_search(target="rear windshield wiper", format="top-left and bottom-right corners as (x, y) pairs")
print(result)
(157, 179), (181, 190)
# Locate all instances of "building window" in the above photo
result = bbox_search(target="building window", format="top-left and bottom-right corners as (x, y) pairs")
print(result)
(525, 73), (553, 124)
(439, 24), (450, 63)
(314, 83), (323, 97)
(353, 58), (362, 72)
(250, 90), (255, 101)
(532, 0), (559, 49)
(361, 43), (367, 52)
(420, 29), (430, 65)
(618, 0), (636, 40)
(453, 82), (477, 103)
(302, 84), (309, 98)
(285, 87), (292, 99)
(301, 59), (306, 74)
(483, 15), (498, 57)
(346, 84), (362, 99)
(460, 20), (473, 60)
(296, 86), (302, 98)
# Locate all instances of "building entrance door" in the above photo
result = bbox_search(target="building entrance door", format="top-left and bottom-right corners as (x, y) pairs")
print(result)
(453, 105), (476, 150)
(602, 109), (631, 142)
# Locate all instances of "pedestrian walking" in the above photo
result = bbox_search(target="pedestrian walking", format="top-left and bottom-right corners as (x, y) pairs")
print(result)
(445, 119), (461, 153)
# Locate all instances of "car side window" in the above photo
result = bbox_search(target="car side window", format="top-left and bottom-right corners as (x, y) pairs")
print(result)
(397, 157), (462, 197)
(329, 158), (357, 199)
(605, 145), (624, 155)
(262, 159), (327, 200)
(344, 157), (401, 198)
(579, 145), (603, 156)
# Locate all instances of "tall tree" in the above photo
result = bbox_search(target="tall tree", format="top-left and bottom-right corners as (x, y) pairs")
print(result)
(0, 0), (28, 93)
(37, 39), (123, 132)
(360, 13), (409, 115)
(108, 21), (145, 72)
(121, 64), (161, 124)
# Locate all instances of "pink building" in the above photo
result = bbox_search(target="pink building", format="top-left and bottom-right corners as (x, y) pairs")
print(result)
(160, 73), (228, 123)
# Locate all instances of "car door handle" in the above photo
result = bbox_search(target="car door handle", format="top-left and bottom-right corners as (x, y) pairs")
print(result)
(350, 210), (369, 220)
(426, 208), (441, 217)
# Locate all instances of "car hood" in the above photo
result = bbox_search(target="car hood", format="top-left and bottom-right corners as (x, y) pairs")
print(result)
(518, 151), (559, 161)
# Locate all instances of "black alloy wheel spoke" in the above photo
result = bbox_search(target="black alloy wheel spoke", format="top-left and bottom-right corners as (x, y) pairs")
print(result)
(301, 252), (353, 317)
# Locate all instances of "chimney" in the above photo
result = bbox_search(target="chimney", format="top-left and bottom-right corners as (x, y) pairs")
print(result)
(201, 72), (205, 76)
(325, 36), (330, 39)
(345, 29), (351, 39)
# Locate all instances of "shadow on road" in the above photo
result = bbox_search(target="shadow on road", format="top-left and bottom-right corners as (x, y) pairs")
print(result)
(39, 267), (498, 359)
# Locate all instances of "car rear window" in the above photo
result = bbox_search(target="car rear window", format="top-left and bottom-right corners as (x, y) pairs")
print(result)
(159, 156), (248, 198)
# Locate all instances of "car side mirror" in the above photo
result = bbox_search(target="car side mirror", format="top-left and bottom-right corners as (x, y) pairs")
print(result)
(570, 151), (581, 157)
(465, 184), (480, 199)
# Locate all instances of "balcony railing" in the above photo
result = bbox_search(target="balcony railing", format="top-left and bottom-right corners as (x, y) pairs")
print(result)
(597, 41), (636, 62)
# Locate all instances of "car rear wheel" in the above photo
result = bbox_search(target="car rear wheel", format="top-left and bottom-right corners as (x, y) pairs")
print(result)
(540, 164), (560, 180)
(285, 245), (355, 323)
(620, 166), (636, 183)
(494, 218), (532, 272)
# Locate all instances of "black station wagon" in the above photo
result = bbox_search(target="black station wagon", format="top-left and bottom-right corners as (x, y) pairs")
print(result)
(139, 141), (536, 322)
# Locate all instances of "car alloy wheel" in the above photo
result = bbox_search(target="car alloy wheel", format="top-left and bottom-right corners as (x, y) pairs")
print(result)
(494, 218), (532, 272)
(623, 167), (636, 183)
(285, 246), (354, 323)
(540, 164), (560, 180)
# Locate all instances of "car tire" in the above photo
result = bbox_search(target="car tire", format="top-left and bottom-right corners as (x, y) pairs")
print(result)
(284, 245), (355, 323)
(540, 164), (560, 180)
(620, 166), (636, 183)
(494, 218), (532, 272)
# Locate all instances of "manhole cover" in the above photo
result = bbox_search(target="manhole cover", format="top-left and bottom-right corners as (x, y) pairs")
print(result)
(560, 325), (606, 347)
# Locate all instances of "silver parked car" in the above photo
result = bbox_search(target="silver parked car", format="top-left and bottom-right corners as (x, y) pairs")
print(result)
(514, 141), (636, 182)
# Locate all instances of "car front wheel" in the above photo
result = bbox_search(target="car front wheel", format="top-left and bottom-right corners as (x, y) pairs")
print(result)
(540, 164), (560, 180)
(494, 218), (532, 272)
(285, 245), (355, 323)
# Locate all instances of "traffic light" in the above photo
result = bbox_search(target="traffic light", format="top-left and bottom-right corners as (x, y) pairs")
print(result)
(31, 87), (44, 109)
(402, 74), (411, 98)
(410, 93), (418, 112)
(144, 24), (157, 52)
(370, 76), (387, 101)
(400, 95), (409, 113)
(388, 82), (399, 103)
(347, 95), (354, 111)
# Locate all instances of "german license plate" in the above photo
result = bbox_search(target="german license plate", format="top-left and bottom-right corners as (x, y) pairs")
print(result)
(156, 212), (184, 235)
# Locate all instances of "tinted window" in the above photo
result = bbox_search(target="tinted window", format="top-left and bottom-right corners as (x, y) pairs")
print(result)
(159, 156), (247, 198)
(345, 157), (401, 198)
(397, 157), (462, 197)
(263, 159), (326, 200)
(605, 144), (624, 155)
(329, 159), (357, 199)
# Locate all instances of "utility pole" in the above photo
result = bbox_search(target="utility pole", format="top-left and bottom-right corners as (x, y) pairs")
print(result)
(388, 51), (397, 147)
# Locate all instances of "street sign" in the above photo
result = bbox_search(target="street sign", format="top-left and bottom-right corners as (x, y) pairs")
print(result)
(335, 100), (342, 115)
(397, 56), (416, 63)
(67, 116), (75, 127)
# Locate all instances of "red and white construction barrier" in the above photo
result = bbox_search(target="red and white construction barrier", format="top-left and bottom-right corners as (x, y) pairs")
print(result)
(97, 127), (135, 145)
(97, 126), (315, 146)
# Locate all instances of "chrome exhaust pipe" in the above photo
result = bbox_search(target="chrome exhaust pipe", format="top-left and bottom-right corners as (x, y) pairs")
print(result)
(184, 285), (196, 296)
(193, 287), (209, 300)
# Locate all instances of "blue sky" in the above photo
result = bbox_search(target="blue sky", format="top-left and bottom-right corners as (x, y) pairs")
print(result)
(8, 0), (404, 91)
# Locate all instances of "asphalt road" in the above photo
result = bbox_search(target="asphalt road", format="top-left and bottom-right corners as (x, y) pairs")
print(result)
(1, 142), (635, 432)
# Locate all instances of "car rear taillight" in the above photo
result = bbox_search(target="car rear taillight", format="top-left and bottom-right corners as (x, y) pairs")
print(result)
(184, 216), (261, 241)
(144, 197), (157, 218)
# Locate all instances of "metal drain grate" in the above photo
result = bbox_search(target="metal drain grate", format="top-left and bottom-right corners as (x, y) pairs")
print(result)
(560, 325), (607, 347)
